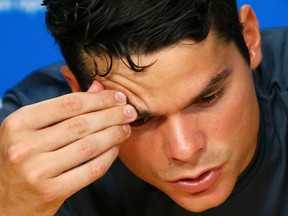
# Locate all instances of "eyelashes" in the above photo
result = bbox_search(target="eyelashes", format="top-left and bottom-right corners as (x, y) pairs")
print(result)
(130, 117), (150, 127)
(195, 89), (225, 107)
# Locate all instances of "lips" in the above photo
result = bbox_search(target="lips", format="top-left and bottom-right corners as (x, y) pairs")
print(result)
(169, 166), (223, 194)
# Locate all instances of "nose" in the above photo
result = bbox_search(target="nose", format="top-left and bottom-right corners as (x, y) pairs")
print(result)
(163, 114), (206, 163)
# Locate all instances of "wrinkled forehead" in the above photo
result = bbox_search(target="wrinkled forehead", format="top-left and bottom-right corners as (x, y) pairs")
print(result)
(94, 34), (233, 114)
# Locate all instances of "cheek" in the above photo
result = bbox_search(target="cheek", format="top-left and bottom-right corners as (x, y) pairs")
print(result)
(203, 80), (259, 170)
(209, 74), (259, 141)
(119, 131), (159, 176)
(214, 98), (250, 136)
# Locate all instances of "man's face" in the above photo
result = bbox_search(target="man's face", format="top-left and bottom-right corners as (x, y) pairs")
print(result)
(98, 32), (260, 212)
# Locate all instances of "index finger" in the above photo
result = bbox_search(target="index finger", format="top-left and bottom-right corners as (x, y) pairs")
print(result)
(10, 89), (127, 130)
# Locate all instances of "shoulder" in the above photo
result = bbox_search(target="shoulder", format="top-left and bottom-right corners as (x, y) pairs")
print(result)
(254, 28), (288, 152)
(253, 27), (288, 97)
(11, 62), (71, 100)
(260, 27), (288, 78)
(0, 62), (71, 122)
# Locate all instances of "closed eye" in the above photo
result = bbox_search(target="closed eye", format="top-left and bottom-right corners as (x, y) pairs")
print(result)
(195, 89), (224, 107)
(130, 117), (150, 127)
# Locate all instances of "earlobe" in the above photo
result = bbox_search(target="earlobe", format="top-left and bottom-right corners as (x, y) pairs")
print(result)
(61, 66), (82, 92)
(238, 5), (262, 69)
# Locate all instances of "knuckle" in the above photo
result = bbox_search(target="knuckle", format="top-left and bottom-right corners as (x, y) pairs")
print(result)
(1, 114), (23, 134)
(26, 181), (61, 204)
(23, 167), (50, 194)
(6, 141), (30, 165)
(112, 125), (129, 141)
(59, 95), (83, 114)
(38, 186), (59, 203)
(78, 139), (97, 158)
(23, 169), (41, 187)
(6, 145), (20, 164)
(88, 147), (119, 180)
(99, 91), (113, 107)
(88, 163), (108, 180)
(68, 118), (88, 136)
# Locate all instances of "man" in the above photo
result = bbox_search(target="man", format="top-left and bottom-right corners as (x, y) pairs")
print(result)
(0, 0), (287, 215)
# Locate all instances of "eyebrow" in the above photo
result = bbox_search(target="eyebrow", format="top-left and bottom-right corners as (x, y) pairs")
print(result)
(128, 68), (233, 119)
(190, 67), (233, 104)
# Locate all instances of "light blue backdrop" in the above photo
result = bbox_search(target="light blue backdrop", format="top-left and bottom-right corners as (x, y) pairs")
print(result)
(0, 0), (288, 97)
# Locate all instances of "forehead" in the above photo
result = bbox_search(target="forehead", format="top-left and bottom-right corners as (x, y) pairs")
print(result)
(98, 33), (236, 113)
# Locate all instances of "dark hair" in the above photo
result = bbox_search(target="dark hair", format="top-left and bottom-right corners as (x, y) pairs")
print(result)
(42, 0), (250, 91)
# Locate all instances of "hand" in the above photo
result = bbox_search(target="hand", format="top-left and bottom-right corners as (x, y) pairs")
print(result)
(0, 81), (137, 216)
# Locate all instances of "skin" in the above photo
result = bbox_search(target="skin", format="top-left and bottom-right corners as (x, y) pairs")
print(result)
(67, 5), (262, 212)
(110, 36), (259, 212)
(0, 5), (262, 215)
(0, 83), (137, 215)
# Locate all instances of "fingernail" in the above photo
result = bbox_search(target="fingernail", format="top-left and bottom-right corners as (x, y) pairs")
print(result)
(124, 105), (137, 118)
(114, 92), (127, 104)
(122, 124), (131, 134)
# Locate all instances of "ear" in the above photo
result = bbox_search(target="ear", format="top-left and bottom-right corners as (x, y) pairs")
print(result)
(61, 65), (105, 92)
(238, 5), (262, 69)
(61, 66), (82, 92)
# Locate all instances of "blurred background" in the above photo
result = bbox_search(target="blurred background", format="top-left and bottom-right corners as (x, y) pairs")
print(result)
(0, 0), (288, 97)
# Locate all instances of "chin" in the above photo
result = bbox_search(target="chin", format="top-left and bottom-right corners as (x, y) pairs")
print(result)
(179, 198), (225, 213)
(173, 193), (229, 213)
(166, 181), (234, 213)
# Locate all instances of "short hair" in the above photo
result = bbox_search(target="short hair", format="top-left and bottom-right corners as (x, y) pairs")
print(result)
(42, 0), (250, 91)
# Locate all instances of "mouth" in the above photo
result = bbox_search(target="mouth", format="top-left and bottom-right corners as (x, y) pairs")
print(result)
(169, 165), (223, 194)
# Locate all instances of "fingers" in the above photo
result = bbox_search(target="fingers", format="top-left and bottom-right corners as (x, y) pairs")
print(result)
(42, 124), (130, 177)
(0, 80), (137, 214)
(8, 89), (128, 130)
(53, 145), (119, 197)
(30, 103), (136, 152)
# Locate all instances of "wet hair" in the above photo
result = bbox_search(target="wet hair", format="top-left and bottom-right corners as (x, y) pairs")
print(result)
(42, 0), (250, 91)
